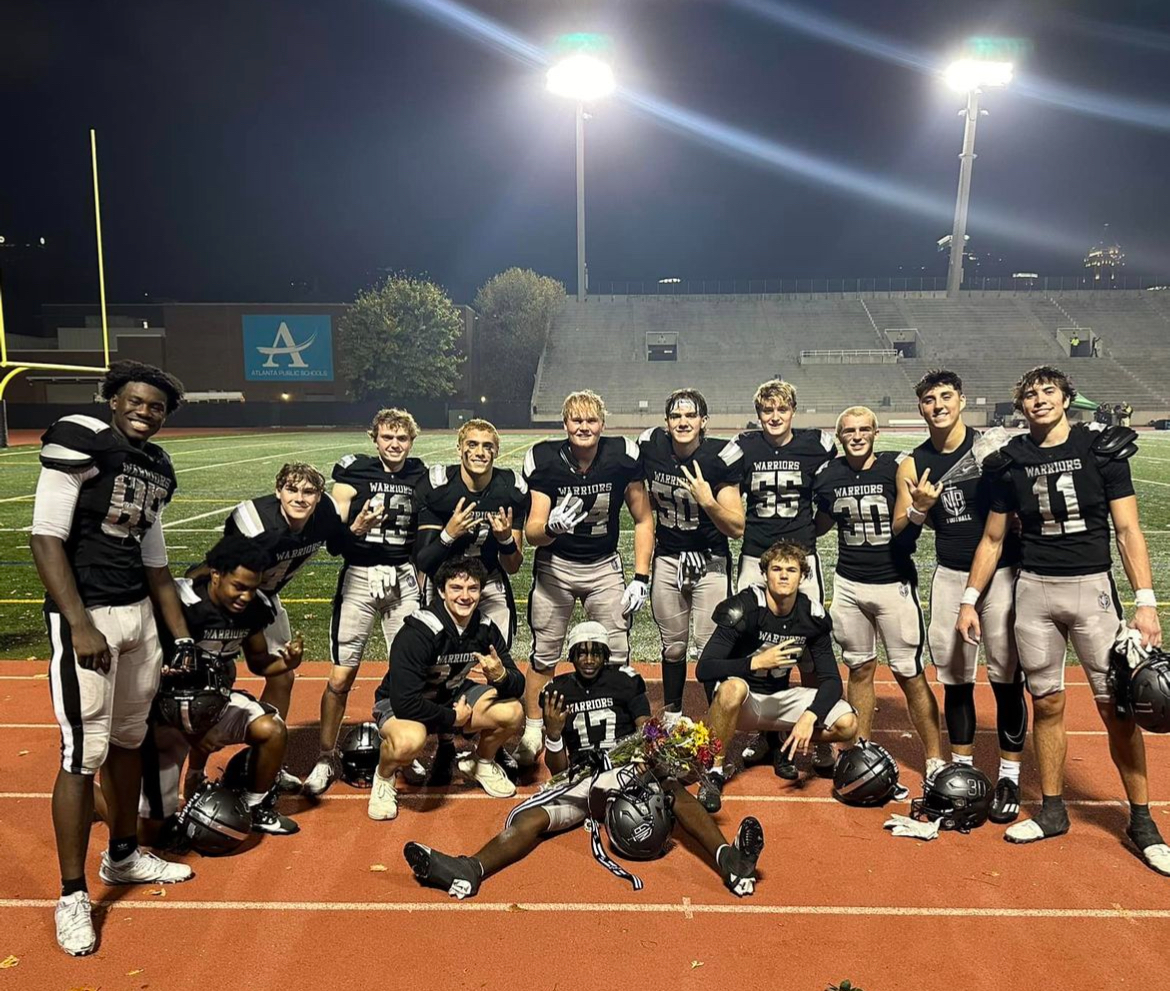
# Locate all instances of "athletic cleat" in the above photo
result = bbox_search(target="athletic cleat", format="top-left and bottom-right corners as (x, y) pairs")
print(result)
(458, 757), (517, 798)
(251, 799), (300, 835)
(740, 734), (773, 767)
(773, 748), (798, 781)
(812, 743), (837, 778)
(55, 891), (96, 956)
(515, 724), (544, 767)
(99, 849), (193, 886)
(302, 753), (340, 797)
(660, 709), (684, 732)
(988, 778), (1022, 824)
(426, 742), (458, 786)
(367, 769), (399, 820)
(718, 821), (764, 898)
(734, 815), (766, 863)
(892, 784), (911, 802)
(698, 772), (725, 813)
(403, 842), (482, 899)
(275, 766), (303, 795)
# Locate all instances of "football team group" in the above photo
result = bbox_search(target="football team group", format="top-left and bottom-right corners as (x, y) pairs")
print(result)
(31, 359), (1169, 957)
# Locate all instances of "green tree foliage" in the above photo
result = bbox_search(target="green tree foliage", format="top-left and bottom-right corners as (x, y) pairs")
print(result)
(472, 268), (565, 396)
(339, 274), (463, 400)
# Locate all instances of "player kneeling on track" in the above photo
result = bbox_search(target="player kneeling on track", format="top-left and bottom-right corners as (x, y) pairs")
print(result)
(139, 536), (304, 843)
(368, 557), (525, 820)
(697, 541), (858, 812)
(403, 622), (765, 898)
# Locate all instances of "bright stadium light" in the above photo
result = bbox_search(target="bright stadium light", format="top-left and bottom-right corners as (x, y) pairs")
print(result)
(943, 59), (1013, 297)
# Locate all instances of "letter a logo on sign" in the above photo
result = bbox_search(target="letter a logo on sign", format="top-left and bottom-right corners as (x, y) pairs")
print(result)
(257, 322), (316, 368)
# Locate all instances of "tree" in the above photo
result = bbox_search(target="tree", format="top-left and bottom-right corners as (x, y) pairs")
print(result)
(472, 268), (565, 397)
(338, 274), (463, 401)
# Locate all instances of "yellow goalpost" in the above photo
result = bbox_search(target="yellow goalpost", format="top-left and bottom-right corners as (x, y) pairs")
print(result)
(0, 129), (113, 446)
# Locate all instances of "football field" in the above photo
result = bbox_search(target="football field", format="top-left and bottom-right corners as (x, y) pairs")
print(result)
(0, 425), (1168, 664)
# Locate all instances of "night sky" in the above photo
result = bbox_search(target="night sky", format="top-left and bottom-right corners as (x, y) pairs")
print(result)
(2, 0), (1168, 316)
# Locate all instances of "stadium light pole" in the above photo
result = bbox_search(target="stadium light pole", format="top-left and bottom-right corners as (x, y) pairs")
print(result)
(944, 59), (1012, 299)
(547, 53), (615, 302)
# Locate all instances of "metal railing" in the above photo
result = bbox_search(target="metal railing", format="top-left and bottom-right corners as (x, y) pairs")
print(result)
(799, 349), (899, 365)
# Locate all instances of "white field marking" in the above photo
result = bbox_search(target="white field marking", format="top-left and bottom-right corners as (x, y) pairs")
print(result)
(162, 505), (239, 528)
(174, 442), (378, 474)
(0, 898), (1168, 919)
(1134, 478), (1170, 487)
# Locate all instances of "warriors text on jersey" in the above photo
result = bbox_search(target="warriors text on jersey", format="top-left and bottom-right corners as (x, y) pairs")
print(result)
(224, 493), (343, 594)
(990, 423), (1134, 576)
(911, 430), (1021, 571)
(416, 465), (529, 575)
(637, 427), (742, 557)
(812, 451), (915, 584)
(696, 589), (842, 721)
(522, 436), (642, 561)
(731, 428), (836, 556)
(332, 454), (427, 566)
(541, 666), (650, 757)
(39, 414), (177, 608)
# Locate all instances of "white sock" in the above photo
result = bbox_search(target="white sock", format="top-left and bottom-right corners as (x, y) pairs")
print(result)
(951, 753), (974, 766)
(242, 791), (266, 809)
(525, 717), (543, 732)
(998, 759), (1021, 784)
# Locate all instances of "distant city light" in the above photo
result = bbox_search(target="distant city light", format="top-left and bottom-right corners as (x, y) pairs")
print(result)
(280, 392), (291, 401)
(945, 59), (1013, 92)
(39, 236), (46, 245)
(1013, 272), (1039, 279)
(658, 277), (681, 284)
(479, 395), (487, 403)
(547, 54), (615, 102)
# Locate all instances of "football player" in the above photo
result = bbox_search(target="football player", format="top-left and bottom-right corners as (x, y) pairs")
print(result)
(696, 541), (858, 811)
(639, 389), (744, 714)
(367, 557), (525, 820)
(140, 535), (303, 842)
(958, 366), (1169, 874)
(516, 390), (654, 765)
(893, 370), (1027, 823)
(402, 621), (765, 899)
(812, 406), (944, 783)
(304, 408), (427, 796)
(30, 361), (194, 956)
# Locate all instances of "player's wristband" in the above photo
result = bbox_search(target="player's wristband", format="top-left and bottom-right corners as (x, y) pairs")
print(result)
(634, 573), (650, 585)
(544, 734), (565, 753)
(439, 529), (455, 546)
(1135, 589), (1157, 608)
(960, 587), (981, 607)
(906, 506), (927, 525)
(496, 537), (517, 554)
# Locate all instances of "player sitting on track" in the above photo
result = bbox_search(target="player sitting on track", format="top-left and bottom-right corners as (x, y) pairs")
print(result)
(958, 366), (1170, 874)
(367, 557), (525, 820)
(140, 535), (304, 844)
(304, 408), (428, 796)
(31, 360), (195, 957)
(516, 389), (654, 766)
(639, 389), (744, 716)
(403, 621), (765, 899)
(696, 541), (858, 811)
(414, 418), (528, 783)
(892, 369), (1027, 823)
(812, 406), (944, 786)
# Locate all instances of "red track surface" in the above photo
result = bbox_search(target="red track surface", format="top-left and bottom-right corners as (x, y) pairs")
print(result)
(2, 661), (1169, 990)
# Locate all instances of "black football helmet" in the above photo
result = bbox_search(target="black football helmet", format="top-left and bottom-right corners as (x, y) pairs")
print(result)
(340, 722), (381, 787)
(910, 764), (993, 832)
(1129, 649), (1170, 734)
(154, 657), (230, 736)
(177, 778), (252, 856)
(219, 747), (254, 792)
(832, 740), (900, 806)
(593, 767), (674, 861)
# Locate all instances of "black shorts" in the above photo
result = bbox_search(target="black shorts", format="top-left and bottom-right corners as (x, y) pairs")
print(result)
(372, 681), (496, 735)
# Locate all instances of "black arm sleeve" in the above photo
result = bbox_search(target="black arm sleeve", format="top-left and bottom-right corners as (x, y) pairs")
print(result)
(894, 518), (923, 552)
(413, 527), (452, 578)
(695, 624), (756, 682)
(485, 625), (525, 700)
(388, 628), (456, 731)
(806, 628), (844, 723)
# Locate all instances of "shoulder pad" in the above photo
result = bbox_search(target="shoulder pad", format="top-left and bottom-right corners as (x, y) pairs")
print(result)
(819, 429), (836, 453)
(621, 435), (641, 462)
(402, 457), (427, 477)
(718, 438), (744, 466)
(814, 458), (834, 476)
(893, 451), (909, 465)
(712, 589), (758, 631)
(616, 664), (641, 680)
(980, 448), (1016, 477)
(143, 442), (173, 470)
(230, 500), (266, 538)
(511, 470), (529, 497)
(637, 426), (656, 446)
(428, 464), (449, 489)
(522, 445), (540, 480)
(333, 454), (358, 479)
(479, 614), (499, 636)
(39, 414), (113, 472)
(176, 577), (201, 607)
(411, 610), (445, 636)
(1090, 425), (1138, 464)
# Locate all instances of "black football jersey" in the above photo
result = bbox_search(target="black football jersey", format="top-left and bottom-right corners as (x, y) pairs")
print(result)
(415, 465), (529, 576)
(541, 666), (650, 757)
(812, 451), (915, 584)
(731, 428), (837, 556)
(696, 588), (841, 721)
(38, 414), (177, 608)
(638, 427), (743, 556)
(911, 430), (1021, 572)
(164, 578), (276, 684)
(522, 436), (642, 561)
(223, 492), (343, 594)
(332, 454), (427, 566)
(990, 424), (1134, 577)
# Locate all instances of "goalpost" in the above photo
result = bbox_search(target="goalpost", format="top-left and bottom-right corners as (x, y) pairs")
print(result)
(0, 130), (112, 447)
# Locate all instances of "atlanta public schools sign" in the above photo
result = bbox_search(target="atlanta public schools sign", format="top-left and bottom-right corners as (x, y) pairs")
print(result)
(242, 314), (334, 381)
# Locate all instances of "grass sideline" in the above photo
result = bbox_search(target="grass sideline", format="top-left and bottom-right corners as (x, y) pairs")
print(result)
(0, 427), (1167, 664)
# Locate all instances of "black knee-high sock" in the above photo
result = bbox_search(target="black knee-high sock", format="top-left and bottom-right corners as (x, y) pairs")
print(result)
(662, 660), (687, 711)
(943, 683), (976, 747)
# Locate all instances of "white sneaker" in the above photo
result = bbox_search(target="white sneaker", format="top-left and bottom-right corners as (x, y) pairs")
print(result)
(458, 757), (517, 798)
(99, 849), (193, 886)
(514, 724), (544, 767)
(925, 757), (948, 784)
(275, 767), (303, 794)
(303, 753), (339, 797)
(368, 769), (398, 820)
(55, 891), (96, 956)
(660, 710), (684, 732)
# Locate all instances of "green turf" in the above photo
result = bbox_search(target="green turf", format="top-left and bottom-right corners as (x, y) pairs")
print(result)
(1, 428), (1168, 663)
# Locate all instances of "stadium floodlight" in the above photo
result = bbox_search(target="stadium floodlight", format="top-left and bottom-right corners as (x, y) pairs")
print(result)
(943, 59), (1013, 298)
(547, 50), (615, 301)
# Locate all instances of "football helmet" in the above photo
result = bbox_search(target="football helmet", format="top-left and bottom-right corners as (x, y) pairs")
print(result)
(594, 767), (674, 861)
(1129, 649), (1170, 734)
(177, 778), (252, 856)
(832, 740), (900, 806)
(340, 722), (381, 787)
(219, 747), (254, 792)
(910, 764), (993, 832)
(154, 657), (230, 736)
